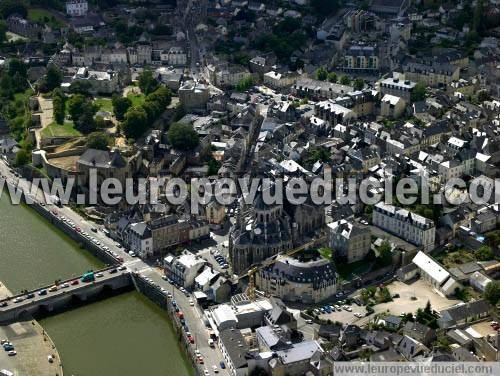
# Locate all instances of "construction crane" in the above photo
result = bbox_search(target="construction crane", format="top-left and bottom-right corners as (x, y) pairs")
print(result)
(241, 234), (328, 301)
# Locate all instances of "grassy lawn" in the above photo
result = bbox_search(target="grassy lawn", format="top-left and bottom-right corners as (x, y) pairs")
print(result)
(127, 92), (145, 106)
(41, 122), (82, 138)
(319, 247), (332, 261)
(336, 260), (371, 281)
(27, 9), (63, 28)
(439, 249), (476, 269)
(94, 97), (113, 113)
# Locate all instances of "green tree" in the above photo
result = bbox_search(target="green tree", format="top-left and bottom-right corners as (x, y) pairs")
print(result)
(0, 0), (28, 18)
(484, 281), (500, 305)
(207, 157), (221, 176)
(86, 132), (110, 150)
(305, 146), (330, 165)
(434, 335), (451, 352)
(15, 149), (29, 166)
(40, 65), (62, 92)
(167, 122), (199, 151)
(112, 95), (132, 121)
(67, 94), (88, 121)
(310, 0), (339, 16)
(122, 106), (148, 139)
(69, 80), (92, 95)
(74, 104), (97, 134)
(473, 0), (486, 35)
(137, 70), (159, 95)
(377, 240), (392, 266)
(411, 82), (427, 102)
(315, 66), (328, 81)
(353, 78), (364, 91)
(475, 246), (493, 261)
(340, 75), (351, 85)
(477, 90), (491, 103)
(0, 20), (7, 43)
(52, 89), (65, 124)
(327, 72), (337, 83)
(236, 75), (254, 92)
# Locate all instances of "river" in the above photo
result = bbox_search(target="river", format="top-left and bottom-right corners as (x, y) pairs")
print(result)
(0, 194), (192, 376)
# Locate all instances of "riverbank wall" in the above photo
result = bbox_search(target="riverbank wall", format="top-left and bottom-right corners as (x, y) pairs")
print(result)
(4, 179), (202, 375)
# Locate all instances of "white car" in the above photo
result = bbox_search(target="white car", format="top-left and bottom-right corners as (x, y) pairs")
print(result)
(189, 299), (194, 306)
(203, 370), (210, 376)
(212, 365), (218, 373)
(13, 297), (24, 303)
(354, 312), (363, 318)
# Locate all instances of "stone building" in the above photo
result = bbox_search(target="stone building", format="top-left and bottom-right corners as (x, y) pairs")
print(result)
(256, 254), (337, 303)
(327, 219), (371, 263)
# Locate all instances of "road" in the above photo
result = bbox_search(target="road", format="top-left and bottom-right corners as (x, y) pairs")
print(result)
(0, 160), (230, 376)
(0, 266), (127, 316)
(34, 95), (53, 149)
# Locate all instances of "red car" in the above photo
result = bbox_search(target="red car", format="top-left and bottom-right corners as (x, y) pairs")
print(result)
(197, 356), (204, 364)
(71, 280), (79, 286)
(493, 324), (500, 331)
(117, 256), (124, 263)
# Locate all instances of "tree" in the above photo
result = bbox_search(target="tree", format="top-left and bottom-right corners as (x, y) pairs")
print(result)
(377, 240), (392, 266)
(67, 94), (87, 121)
(207, 157), (221, 176)
(434, 335), (451, 352)
(0, 0), (28, 19)
(74, 104), (96, 134)
(477, 90), (491, 103)
(52, 89), (65, 124)
(411, 82), (427, 102)
(137, 70), (159, 95)
(112, 95), (132, 121)
(122, 106), (148, 139)
(167, 122), (199, 151)
(305, 146), (330, 165)
(473, 0), (486, 35)
(327, 72), (337, 83)
(67, 94), (97, 133)
(69, 80), (92, 95)
(315, 67), (328, 81)
(0, 20), (7, 44)
(475, 246), (493, 261)
(484, 281), (500, 305)
(353, 78), (364, 91)
(340, 75), (351, 85)
(15, 149), (29, 166)
(236, 75), (254, 92)
(40, 65), (62, 92)
(86, 132), (110, 150)
(310, 0), (339, 16)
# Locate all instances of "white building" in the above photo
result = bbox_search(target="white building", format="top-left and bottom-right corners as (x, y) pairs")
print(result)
(163, 250), (205, 288)
(372, 202), (435, 252)
(66, 0), (88, 17)
(411, 251), (461, 296)
(124, 222), (152, 258)
(381, 94), (406, 119)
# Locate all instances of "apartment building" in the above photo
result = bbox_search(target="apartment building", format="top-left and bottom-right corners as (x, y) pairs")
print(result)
(328, 219), (371, 263)
(372, 202), (435, 252)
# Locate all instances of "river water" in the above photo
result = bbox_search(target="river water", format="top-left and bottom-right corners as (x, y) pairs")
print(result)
(0, 194), (192, 376)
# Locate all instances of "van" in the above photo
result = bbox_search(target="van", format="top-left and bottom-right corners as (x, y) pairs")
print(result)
(1, 369), (14, 376)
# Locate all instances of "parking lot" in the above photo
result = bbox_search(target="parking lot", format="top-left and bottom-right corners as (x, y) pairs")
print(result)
(314, 302), (367, 324)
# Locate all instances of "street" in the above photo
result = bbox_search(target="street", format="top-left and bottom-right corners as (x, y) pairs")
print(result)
(0, 159), (230, 375)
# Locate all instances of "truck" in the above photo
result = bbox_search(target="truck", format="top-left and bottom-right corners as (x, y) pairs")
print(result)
(1, 370), (14, 376)
(81, 272), (95, 283)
